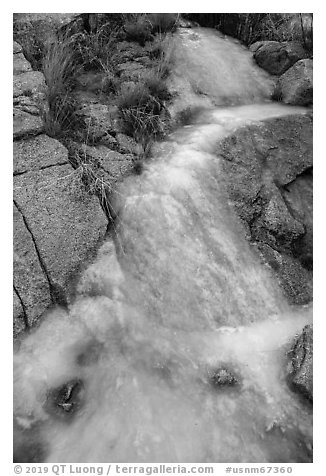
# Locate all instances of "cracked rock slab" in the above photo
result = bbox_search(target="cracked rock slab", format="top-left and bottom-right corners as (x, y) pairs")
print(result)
(14, 135), (69, 175)
(13, 108), (44, 140)
(13, 204), (52, 329)
(13, 146), (107, 307)
(13, 288), (26, 336)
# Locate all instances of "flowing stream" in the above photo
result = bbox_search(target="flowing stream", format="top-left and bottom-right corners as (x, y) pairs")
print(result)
(14, 28), (312, 463)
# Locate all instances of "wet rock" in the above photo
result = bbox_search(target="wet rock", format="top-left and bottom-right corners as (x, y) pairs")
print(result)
(45, 379), (85, 419)
(219, 114), (313, 304)
(252, 41), (308, 76)
(274, 59), (313, 106)
(251, 191), (305, 250)
(283, 172), (313, 269)
(209, 367), (240, 388)
(257, 243), (313, 305)
(287, 325), (313, 402)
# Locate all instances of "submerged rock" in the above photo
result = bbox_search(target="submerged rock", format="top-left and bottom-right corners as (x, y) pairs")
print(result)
(287, 325), (313, 402)
(45, 379), (85, 419)
(209, 366), (240, 388)
(274, 59), (313, 106)
(252, 41), (308, 76)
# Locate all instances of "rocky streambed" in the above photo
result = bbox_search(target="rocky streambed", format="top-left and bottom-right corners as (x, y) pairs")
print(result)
(13, 17), (313, 463)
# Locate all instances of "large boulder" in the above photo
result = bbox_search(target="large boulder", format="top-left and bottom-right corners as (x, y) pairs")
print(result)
(13, 135), (108, 335)
(274, 59), (313, 106)
(218, 114), (313, 304)
(252, 41), (308, 76)
(287, 325), (313, 402)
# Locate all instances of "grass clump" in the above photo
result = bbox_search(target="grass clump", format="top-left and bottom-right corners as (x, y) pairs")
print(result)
(74, 23), (120, 71)
(117, 84), (163, 143)
(40, 37), (83, 138)
(116, 37), (174, 148)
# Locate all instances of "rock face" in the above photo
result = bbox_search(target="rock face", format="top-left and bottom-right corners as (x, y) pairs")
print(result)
(274, 59), (313, 106)
(219, 114), (313, 304)
(13, 42), (108, 337)
(287, 325), (313, 402)
(251, 41), (308, 76)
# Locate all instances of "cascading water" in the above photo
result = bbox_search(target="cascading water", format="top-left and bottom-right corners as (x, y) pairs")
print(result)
(14, 27), (312, 463)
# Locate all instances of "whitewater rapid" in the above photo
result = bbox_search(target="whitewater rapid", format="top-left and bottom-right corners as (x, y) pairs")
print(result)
(14, 27), (312, 463)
